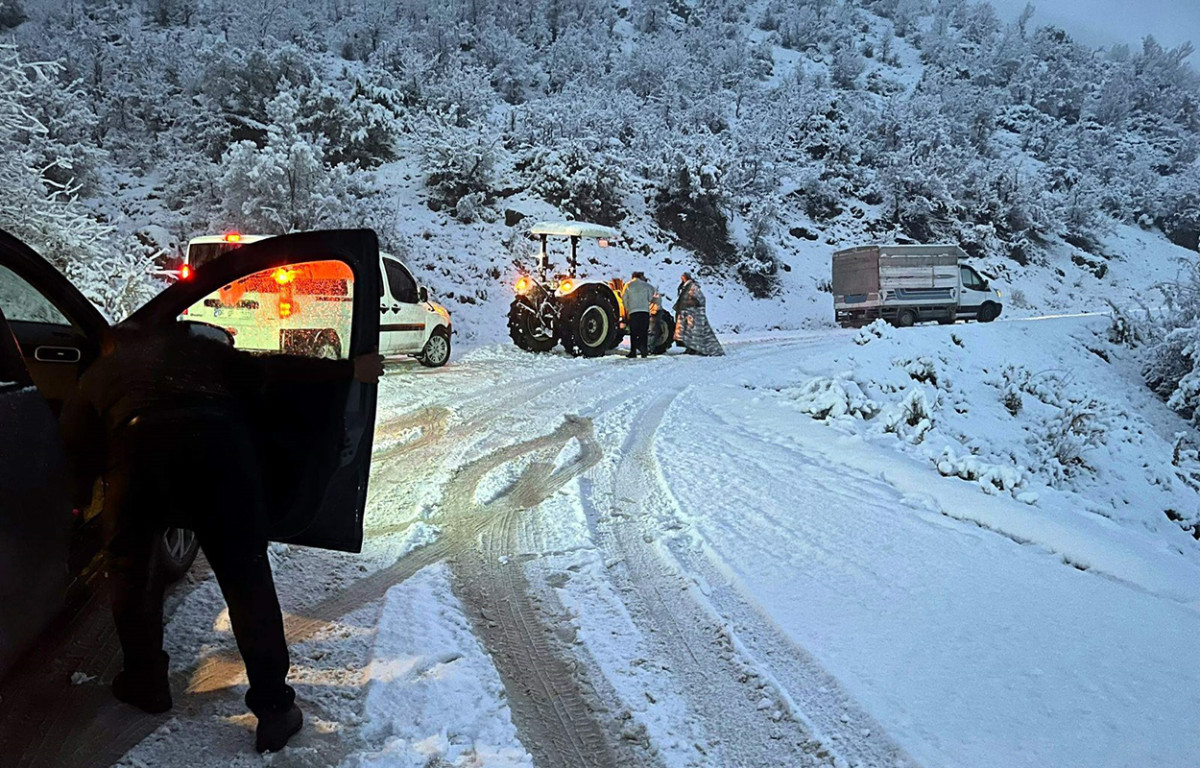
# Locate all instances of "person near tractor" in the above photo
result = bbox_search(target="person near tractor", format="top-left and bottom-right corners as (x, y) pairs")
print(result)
(621, 271), (656, 358)
(59, 322), (384, 753)
(673, 272), (724, 356)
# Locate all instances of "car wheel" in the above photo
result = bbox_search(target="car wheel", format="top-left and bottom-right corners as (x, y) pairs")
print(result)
(896, 309), (917, 327)
(978, 303), (998, 323)
(418, 328), (451, 367)
(159, 527), (199, 581)
(508, 298), (557, 353)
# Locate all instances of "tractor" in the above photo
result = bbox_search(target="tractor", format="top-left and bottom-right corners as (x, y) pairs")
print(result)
(507, 221), (675, 357)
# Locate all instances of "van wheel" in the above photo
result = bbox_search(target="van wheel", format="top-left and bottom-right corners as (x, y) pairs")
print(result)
(159, 528), (199, 581)
(419, 328), (451, 367)
(896, 309), (917, 327)
(978, 303), (998, 323)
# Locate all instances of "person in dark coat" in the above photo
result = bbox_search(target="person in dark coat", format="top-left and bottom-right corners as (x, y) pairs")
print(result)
(621, 271), (656, 358)
(673, 272), (724, 356)
(59, 322), (383, 753)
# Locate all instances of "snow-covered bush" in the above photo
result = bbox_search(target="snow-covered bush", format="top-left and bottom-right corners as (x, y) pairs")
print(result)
(882, 388), (937, 444)
(418, 120), (499, 220)
(1144, 265), (1200, 424)
(1032, 401), (1109, 483)
(787, 376), (880, 421)
(935, 449), (1029, 497)
(654, 148), (736, 267)
(0, 45), (154, 319)
(217, 91), (359, 233)
(521, 143), (627, 226)
(853, 320), (893, 345)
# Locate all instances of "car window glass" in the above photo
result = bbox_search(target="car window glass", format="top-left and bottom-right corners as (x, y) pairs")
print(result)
(960, 267), (984, 290)
(384, 260), (417, 304)
(0, 264), (69, 324)
(184, 259), (355, 359)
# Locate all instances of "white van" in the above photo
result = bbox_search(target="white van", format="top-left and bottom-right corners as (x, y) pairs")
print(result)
(832, 244), (1003, 327)
(182, 233), (452, 366)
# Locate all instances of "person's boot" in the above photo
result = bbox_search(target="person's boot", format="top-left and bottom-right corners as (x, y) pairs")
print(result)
(112, 651), (172, 714)
(626, 351), (637, 358)
(256, 703), (303, 753)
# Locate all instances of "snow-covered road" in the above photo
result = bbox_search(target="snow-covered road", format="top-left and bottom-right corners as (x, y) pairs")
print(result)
(5, 318), (1198, 768)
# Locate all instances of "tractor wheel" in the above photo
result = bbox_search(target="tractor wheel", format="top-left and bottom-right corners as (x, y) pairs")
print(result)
(508, 297), (557, 353)
(561, 289), (619, 358)
(650, 311), (675, 355)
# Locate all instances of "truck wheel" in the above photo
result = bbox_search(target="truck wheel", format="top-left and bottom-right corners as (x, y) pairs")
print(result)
(158, 527), (199, 581)
(650, 311), (676, 355)
(896, 309), (917, 327)
(508, 298), (557, 353)
(978, 303), (998, 323)
(418, 327), (451, 368)
(561, 290), (619, 358)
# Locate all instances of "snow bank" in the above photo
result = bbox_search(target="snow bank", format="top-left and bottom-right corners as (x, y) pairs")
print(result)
(342, 564), (532, 768)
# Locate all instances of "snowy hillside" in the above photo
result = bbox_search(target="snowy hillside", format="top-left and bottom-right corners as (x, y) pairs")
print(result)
(1, 0), (1197, 332)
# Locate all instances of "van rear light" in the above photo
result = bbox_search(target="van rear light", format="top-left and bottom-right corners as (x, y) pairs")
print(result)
(224, 232), (242, 243)
(180, 264), (192, 280)
(279, 300), (294, 318)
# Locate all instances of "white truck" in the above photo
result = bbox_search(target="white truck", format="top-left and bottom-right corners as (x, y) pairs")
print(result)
(832, 244), (1003, 328)
(182, 233), (452, 366)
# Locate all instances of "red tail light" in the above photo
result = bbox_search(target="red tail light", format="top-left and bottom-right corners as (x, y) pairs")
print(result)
(180, 263), (192, 280)
(224, 232), (242, 243)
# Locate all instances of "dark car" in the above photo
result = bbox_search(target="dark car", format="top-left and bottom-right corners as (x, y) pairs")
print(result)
(0, 229), (381, 675)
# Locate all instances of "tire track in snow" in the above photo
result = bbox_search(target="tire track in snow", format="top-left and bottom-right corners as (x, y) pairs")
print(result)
(582, 390), (834, 767)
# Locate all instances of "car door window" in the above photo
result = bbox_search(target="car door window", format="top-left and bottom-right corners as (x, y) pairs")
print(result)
(184, 260), (356, 359)
(384, 260), (418, 304)
(0, 264), (69, 324)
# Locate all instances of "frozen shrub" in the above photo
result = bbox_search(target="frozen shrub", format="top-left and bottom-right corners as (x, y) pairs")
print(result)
(853, 319), (893, 345)
(896, 356), (941, 387)
(935, 449), (1027, 496)
(1103, 299), (1151, 348)
(1033, 400), (1108, 483)
(418, 121), (499, 219)
(788, 376), (880, 421)
(882, 388), (936, 443)
(654, 150), (736, 267)
(522, 143), (627, 227)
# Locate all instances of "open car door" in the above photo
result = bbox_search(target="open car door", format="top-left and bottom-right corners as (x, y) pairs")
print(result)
(126, 230), (381, 553)
(0, 307), (73, 674)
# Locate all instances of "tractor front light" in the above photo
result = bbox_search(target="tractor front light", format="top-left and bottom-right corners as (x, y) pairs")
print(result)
(556, 278), (577, 296)
(515, 276), (532, 295)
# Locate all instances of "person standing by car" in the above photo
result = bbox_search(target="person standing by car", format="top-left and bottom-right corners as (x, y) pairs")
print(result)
(673, 272), (724, 356)
(59, 322), (383, 753)
(621, 271), (656, 359)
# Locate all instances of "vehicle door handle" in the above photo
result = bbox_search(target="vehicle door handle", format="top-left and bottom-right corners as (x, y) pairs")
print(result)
(34, 345), (82, 363)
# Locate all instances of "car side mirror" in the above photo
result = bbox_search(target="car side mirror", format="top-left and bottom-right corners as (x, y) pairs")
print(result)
(419, 286), (429, 302)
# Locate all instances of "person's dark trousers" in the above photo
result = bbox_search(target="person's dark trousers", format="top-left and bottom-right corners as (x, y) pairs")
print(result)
(103, 409), (294, 716)
(628, 311), (650, 357)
